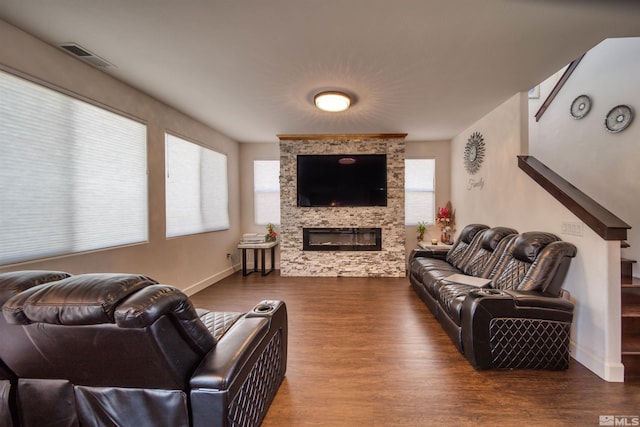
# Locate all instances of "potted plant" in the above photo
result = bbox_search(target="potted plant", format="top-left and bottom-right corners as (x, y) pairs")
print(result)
(416, 221), (426, 242)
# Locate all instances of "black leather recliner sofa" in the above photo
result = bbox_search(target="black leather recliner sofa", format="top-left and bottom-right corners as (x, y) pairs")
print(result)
(409, 224), (577, 370)
(0, 270), (287, 427)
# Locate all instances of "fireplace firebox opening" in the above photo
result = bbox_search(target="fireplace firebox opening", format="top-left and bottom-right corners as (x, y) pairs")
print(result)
(303, 227), (382, 251)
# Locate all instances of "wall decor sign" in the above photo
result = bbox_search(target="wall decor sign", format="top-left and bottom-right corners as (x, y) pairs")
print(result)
(464, 131), (485, 175)
(467, 177), (485, 191)
(605, 104), (633, 133)
(570, 94), (591, 119)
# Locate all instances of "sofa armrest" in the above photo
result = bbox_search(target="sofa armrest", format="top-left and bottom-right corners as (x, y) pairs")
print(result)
(190, 301), (287, 427)
(409, 248), (448, 261)
(501, 289), (574, 311)
(461, 289), (573, 370)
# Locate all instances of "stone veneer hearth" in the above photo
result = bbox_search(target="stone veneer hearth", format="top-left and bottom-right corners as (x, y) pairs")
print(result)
(278, 134), (406, 277)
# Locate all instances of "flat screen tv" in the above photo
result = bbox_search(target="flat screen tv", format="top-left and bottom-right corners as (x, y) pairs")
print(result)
(297, 154), (387, 207)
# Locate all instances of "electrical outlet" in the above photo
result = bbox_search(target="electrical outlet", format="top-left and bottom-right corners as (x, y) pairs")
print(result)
(561, 221), (583, 237)
(226, 253), (232, 258)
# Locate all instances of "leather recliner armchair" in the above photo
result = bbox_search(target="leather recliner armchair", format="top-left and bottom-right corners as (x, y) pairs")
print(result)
(0, 271), (287, 427)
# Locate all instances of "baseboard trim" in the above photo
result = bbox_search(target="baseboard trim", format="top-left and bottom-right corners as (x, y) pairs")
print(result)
(571, 340), (625, 382)
(183, 264), (240, 296)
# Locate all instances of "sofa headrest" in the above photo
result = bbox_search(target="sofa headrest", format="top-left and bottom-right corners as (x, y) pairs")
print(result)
(0, 270), (71, 306)
(3, 273), (157, 325)
(116, 284), (216, 353)
(512, 232), (560, 263)
(481, 227), (518, 251)
(459, 224), (489, 244)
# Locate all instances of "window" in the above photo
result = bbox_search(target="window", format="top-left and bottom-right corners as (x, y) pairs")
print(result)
(165, 133), (229, 237)
(0, 70), (148, 265)
(405, 158), (435, 225)
(254, 160), (280, 225)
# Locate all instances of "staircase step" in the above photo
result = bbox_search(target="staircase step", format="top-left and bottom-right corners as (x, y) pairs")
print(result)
(621, 258), (640, 380)
(622, 258), (637, 285)
(622, 354), (640, 379)
(622, 288), (640, 316)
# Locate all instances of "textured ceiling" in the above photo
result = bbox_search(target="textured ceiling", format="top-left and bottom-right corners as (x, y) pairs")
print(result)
(1, 0), (639, 143)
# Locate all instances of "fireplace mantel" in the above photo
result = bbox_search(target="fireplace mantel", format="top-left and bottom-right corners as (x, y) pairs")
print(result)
(277, 133), (408, 141)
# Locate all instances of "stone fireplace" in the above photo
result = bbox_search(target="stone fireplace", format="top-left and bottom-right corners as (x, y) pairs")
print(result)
(278, 134), (406, 277)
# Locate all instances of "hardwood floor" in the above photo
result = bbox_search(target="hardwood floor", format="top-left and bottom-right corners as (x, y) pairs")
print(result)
(190, 271), (640, 427)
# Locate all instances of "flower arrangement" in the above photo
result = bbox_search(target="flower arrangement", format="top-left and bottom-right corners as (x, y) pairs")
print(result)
(265, 223), (278, 242)
(435, 201), (455, 243)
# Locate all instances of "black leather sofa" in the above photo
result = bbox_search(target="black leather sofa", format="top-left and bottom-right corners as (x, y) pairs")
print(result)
(0, 270), (287, 427)
(409, 224), (577, 370)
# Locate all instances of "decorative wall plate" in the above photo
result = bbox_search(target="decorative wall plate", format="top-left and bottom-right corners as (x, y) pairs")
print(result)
(605, 105), (633, 133)
(464, 132), (485, 175)
(570, 94), (591, 119)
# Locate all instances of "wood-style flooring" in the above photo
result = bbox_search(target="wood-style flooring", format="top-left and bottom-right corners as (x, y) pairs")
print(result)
(189, 271), (640, 427)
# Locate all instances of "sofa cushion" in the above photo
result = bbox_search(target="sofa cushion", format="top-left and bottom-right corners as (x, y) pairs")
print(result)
(421, 265), (462, 298)
(116, 284), (216, 354)
(0, 270), (71, 306)
(512, 232), (559, 263)
(490, 232), (575, 293)
(459, 227), (517, 277)
(3, 273), (157, 326)
(516, 241), (578, 295)
(438, 283), (478, 325)
(410, 257), (457, 281)
(199, 311), (243, 341)
(445, 224), (489, 268)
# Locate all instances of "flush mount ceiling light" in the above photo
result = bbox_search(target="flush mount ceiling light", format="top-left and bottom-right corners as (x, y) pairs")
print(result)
(314, 91), (351, 112)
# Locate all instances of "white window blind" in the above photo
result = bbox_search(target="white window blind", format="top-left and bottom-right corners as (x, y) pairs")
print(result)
(165, 133), (229, 237)
(405, 158), (435, 225)
(254, 160), (280, 225)
(0, 70), (148, 265)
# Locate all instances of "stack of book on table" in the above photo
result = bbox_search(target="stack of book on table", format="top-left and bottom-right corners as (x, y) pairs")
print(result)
(241, 233), (266, 244)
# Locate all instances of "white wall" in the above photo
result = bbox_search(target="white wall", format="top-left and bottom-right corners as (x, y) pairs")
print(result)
(451, 92), (623, 381)
(530, 38), (639, 278)
(0, 21), (242, 294)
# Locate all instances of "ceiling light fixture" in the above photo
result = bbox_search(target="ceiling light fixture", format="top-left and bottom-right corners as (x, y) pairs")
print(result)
(314, 91), (351, 112)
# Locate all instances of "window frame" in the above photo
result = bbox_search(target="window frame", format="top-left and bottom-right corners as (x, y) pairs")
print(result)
(404, 158), (436, 226)
(253, 159), (281, 226)
(164, 131), (230, 238)
(0, 68), (149, 265)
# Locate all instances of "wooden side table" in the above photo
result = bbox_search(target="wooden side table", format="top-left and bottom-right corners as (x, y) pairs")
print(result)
(414, 241), (453, 258)
(237, 241), (278, 276)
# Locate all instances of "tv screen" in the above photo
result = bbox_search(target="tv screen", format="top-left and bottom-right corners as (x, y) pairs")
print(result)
(297, 154), (387, 207)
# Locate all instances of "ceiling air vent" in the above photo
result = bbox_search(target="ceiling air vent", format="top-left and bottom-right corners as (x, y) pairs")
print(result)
(57, 43), (114, 68)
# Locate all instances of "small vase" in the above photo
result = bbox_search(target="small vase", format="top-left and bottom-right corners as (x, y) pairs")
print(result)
(418, 233), (424, 242)
(440, 230), (448, 243)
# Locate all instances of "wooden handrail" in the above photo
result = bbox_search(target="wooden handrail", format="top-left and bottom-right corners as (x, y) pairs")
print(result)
(534, 53), (585, 122)
(517, 155), (630, 240)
